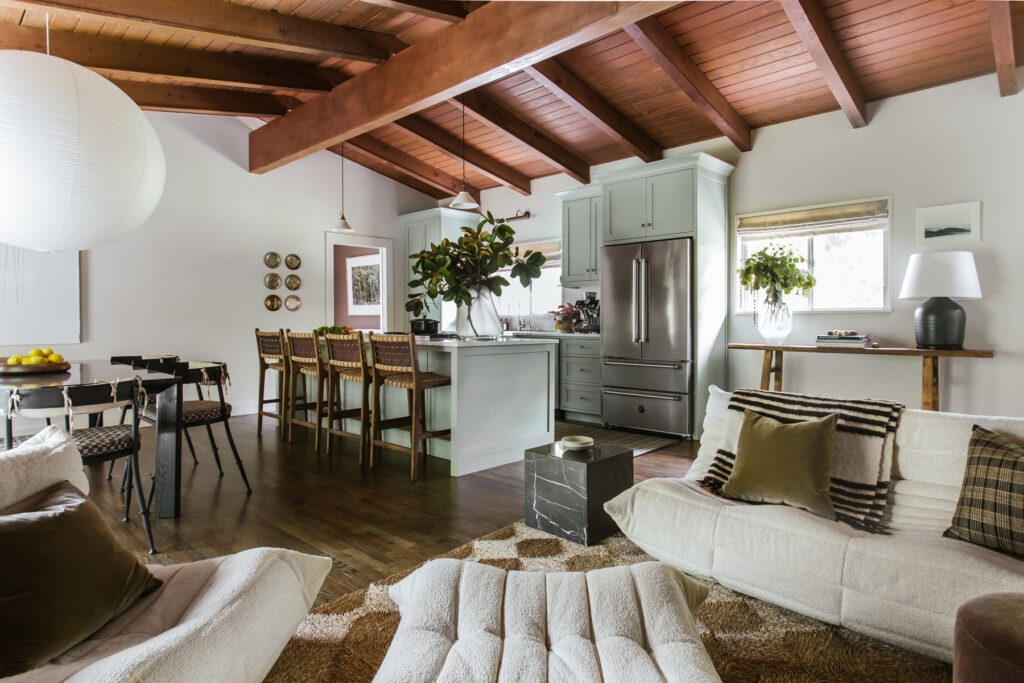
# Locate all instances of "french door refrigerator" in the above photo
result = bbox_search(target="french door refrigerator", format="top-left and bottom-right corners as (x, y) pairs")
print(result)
(600, 237), (692, 435)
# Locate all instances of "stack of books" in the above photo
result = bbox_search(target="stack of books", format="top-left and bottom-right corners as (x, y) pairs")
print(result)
(816, 334), (871, 348)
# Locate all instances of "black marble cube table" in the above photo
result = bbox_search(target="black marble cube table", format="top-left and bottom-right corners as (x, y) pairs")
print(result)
(524, 442), (634, 546)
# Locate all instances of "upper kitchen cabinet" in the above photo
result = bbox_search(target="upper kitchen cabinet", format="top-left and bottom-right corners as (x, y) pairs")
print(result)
(559, 187), (602, 287)
(600, 155), (729, 245)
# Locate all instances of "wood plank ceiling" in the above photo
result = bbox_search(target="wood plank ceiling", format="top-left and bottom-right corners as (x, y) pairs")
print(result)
(0, 0), (1020, 200)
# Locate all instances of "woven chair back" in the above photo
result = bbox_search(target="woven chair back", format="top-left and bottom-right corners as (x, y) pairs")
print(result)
(287, 330), (320, 365)
(369, 334), (417, 373)
(325, 332), (366, 369)
(255, 328), (285, 360)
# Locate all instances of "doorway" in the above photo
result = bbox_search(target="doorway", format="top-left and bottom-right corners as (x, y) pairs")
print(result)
(324, 232), (394, 332)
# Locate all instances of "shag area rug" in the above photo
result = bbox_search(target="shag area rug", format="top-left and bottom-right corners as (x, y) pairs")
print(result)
(267, 521), (951, 683)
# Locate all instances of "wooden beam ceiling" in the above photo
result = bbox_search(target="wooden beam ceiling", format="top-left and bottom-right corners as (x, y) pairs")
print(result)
(458, 91), (590, 184)
(248, 1), (675, 174)
(393, 115), (532, 195)
(0, 0), (404, 62)
(779, 0), (867, 128)
(0, 23), (339, 94)
(524, 59), (662, 163)
(115, 81), (288, 118)
(346, 134), (481, 202)
(625, 17), (751, 152)
(986, 1), (1018, 97)
(332, 146), (449, 200)
(357, 0), (467, 23)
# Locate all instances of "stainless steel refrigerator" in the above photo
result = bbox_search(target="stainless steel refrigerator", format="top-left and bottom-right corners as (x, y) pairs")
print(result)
(600, 237), (692, 435)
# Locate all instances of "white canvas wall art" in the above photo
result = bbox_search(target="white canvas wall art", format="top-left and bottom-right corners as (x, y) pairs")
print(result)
(0, 246), (81, 345)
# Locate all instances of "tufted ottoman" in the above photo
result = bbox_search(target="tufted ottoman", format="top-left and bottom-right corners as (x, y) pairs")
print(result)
(954, 592), (1024, 682)
(373, 558), (720, 683)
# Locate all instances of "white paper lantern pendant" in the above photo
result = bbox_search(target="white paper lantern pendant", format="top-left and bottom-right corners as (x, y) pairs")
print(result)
(0, 49), (166, 252)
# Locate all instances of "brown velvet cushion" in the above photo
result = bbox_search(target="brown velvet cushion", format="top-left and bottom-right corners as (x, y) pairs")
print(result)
(0, 481), (162, 676)
(954, 592), (1024, 682)
(721, 409), (838, 519)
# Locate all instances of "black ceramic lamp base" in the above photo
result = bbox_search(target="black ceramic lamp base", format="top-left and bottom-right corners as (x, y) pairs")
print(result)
(914, 296), (966, 350)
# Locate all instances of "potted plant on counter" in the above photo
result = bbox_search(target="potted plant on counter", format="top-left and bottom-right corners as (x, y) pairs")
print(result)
(406, 213), (546, 339)
(737, 245), (815, 345)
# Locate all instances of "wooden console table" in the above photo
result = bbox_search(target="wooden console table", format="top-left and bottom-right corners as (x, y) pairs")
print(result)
(727, 343), (995, 411)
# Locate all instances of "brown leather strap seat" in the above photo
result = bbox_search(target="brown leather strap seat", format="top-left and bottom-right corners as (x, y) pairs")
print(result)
(383, 372), (450, 390)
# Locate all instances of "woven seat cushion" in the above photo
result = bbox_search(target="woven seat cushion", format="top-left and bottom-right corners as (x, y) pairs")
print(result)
(383, 372), (450, 390)
(334, 367), (365, 382)
(73, 425), (135, 458)
(298, 365), (321, 377)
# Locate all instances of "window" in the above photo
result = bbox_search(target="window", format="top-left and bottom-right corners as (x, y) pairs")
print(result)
(494, 239), (562, 321)
(736, 198), (889, 312)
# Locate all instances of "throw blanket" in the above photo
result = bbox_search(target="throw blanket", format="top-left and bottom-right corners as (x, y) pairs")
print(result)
(700, 389), (903, 532)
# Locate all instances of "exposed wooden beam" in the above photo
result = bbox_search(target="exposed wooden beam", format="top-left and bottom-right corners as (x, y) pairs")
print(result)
(346, 134), (481, 202)
(625, 17), (751, 152)
(986, 1), (1018, 97)
(0, 0), (403, 63)
(333, 146), (449, 200)
(458, 91), (590, 184)
(358, 0), (467, 23)
(0, 23), (339, 94)
(779, 0), (867, 128)
(248, 1), (675, 173)
(115, 80), (288, 118)
(394, 116), (531, 195)
(524, 59), (662, 163)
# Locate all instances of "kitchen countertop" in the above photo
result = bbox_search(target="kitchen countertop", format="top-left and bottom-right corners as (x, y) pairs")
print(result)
(418, 338), (558, 349)
(504, 331), (601, 338)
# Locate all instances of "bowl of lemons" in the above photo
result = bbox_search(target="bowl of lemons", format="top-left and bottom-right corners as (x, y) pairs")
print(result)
(1, 348), (69, 374)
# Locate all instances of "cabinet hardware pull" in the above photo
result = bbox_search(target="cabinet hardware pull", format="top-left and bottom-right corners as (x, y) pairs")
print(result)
(603, 389), (682, 401)
(603, 360), (682, 370)
(578, 395), (586, 400)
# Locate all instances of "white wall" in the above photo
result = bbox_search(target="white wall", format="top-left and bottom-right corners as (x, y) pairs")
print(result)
(481, 68), (1024, 416)
(1, 112), (436, 417)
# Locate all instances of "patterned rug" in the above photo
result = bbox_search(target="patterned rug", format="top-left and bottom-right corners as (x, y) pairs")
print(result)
(267, 521), (951, 682)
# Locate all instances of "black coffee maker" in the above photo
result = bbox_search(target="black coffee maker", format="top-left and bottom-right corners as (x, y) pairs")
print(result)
(577, 292), (600, 333)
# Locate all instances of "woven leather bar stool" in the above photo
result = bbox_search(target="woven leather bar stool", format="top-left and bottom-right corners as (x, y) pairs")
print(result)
(255, 328), (288, 438)
(286, 330), (327, 451)
(324, 332), (371, 461)
(368, 333), (451, 481)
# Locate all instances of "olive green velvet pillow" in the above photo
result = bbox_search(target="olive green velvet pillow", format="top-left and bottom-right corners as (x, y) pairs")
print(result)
(0, 481), (162, 677)
(721, 409), (838, 519)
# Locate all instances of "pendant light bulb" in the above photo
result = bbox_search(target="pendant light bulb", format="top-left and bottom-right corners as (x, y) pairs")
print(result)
(449, 96), (479, 211)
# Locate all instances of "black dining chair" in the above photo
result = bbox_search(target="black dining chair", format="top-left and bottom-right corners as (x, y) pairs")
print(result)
(2, 379), (157, 554)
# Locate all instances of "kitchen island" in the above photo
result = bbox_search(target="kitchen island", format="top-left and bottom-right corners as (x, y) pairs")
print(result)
(335, 337), (558, 476)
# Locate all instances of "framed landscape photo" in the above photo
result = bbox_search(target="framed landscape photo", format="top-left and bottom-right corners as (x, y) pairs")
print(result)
(916, 201), (981, 247)
(346, 253), (382, 316)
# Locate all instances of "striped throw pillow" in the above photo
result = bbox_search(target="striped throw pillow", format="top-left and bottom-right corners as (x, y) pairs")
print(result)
(944, 426), (1024, 558)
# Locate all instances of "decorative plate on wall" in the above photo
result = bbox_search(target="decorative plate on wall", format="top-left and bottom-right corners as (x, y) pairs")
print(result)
(264, 273), (281, 290)
(285, 274), (301, 291)
(285, 295), (301, 311)
(265, 295), (282, 311)
(264, 252), (281, 268)
(285, 254), (301, 270)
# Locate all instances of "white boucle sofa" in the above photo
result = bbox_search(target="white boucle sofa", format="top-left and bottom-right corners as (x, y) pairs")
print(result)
(605, 387), (1024, 662)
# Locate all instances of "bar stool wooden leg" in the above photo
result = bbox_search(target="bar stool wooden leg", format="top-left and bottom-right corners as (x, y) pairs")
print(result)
(287, 367), (298, 444)
(257, 364), (266, 435)
(359, 379), (370, 466)
(314, 373), (325, 453)
(370, 379), (382, 469)
(409, 388), (421, 481)
(325, 371), (336, 458)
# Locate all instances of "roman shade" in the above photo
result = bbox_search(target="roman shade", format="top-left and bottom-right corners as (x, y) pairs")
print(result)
(737, 199), (889, 238)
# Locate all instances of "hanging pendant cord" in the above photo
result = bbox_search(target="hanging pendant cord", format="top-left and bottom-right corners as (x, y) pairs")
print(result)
(461, 96), (467, 189)
(340, 141), (345, 216)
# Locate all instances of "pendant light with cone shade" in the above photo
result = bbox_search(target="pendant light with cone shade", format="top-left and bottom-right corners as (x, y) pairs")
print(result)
(450, 96), (479, 211)
(333, 142), (354, 231)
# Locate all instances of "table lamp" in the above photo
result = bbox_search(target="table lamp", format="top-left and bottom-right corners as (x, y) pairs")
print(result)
(898, 251), (982, 349)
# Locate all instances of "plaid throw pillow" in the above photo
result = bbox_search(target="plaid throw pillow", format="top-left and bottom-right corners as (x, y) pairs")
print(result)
(944, 425), (1024, 558)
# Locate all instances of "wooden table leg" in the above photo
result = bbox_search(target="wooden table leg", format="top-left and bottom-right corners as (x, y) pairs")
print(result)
(153, 380), (183, 519)
(922, 356), (939, 411)
(760, 351), (773, 390)
(773, 351), (784, 391)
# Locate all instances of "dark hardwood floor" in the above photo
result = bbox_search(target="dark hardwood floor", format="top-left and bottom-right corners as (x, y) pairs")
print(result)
(86, 416), (696, 606)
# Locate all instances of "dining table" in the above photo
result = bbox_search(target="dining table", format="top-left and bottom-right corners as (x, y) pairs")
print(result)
(0, 358), (185, 518)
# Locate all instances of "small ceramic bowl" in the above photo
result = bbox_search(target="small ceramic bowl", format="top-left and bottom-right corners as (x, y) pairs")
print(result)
(560, 435), (594, 451)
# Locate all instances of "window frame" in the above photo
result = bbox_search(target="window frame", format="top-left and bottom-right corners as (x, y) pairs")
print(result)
(734, 195), (893, 315)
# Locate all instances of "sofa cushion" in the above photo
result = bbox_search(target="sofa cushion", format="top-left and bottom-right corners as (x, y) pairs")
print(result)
(374, 559), (720, 683)
(0, 482), (161, 677)
(841, 530), (1024, 662)
(604, 477), (737, 577)
(943, 426), (1024, 558)
(721, 410), (838, 519)
(11, 547), (332, 683)
(712, 503), (867, 623)
(0, 426), (87, 507)
(686, 385), (732, 482)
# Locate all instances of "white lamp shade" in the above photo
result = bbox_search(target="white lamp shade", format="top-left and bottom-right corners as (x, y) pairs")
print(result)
(333, 213), (353, 232)
(899, 250), (982, 300)
(0, 51), (166, 252)
(450, 190), (479, 210)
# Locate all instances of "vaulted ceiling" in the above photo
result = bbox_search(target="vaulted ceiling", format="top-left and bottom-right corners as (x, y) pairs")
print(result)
(2, 0), (1020, 199)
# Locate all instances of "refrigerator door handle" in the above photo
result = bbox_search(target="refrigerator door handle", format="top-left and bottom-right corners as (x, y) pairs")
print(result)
(603, 389), (683, 402)
(631, 259), (640, 343)
(639, 258), (649, 342)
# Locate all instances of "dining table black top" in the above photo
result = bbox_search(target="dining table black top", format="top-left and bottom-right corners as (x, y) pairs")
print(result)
(0, 359), (180, 391)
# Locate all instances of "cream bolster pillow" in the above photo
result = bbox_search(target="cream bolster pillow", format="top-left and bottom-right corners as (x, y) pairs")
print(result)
(0, 426), (88, 508)
(374, 559), (720, 683)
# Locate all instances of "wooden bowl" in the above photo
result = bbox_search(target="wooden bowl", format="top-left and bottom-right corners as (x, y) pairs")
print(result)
(0, 361), (72, 375)
(560, 435), (594, 451)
